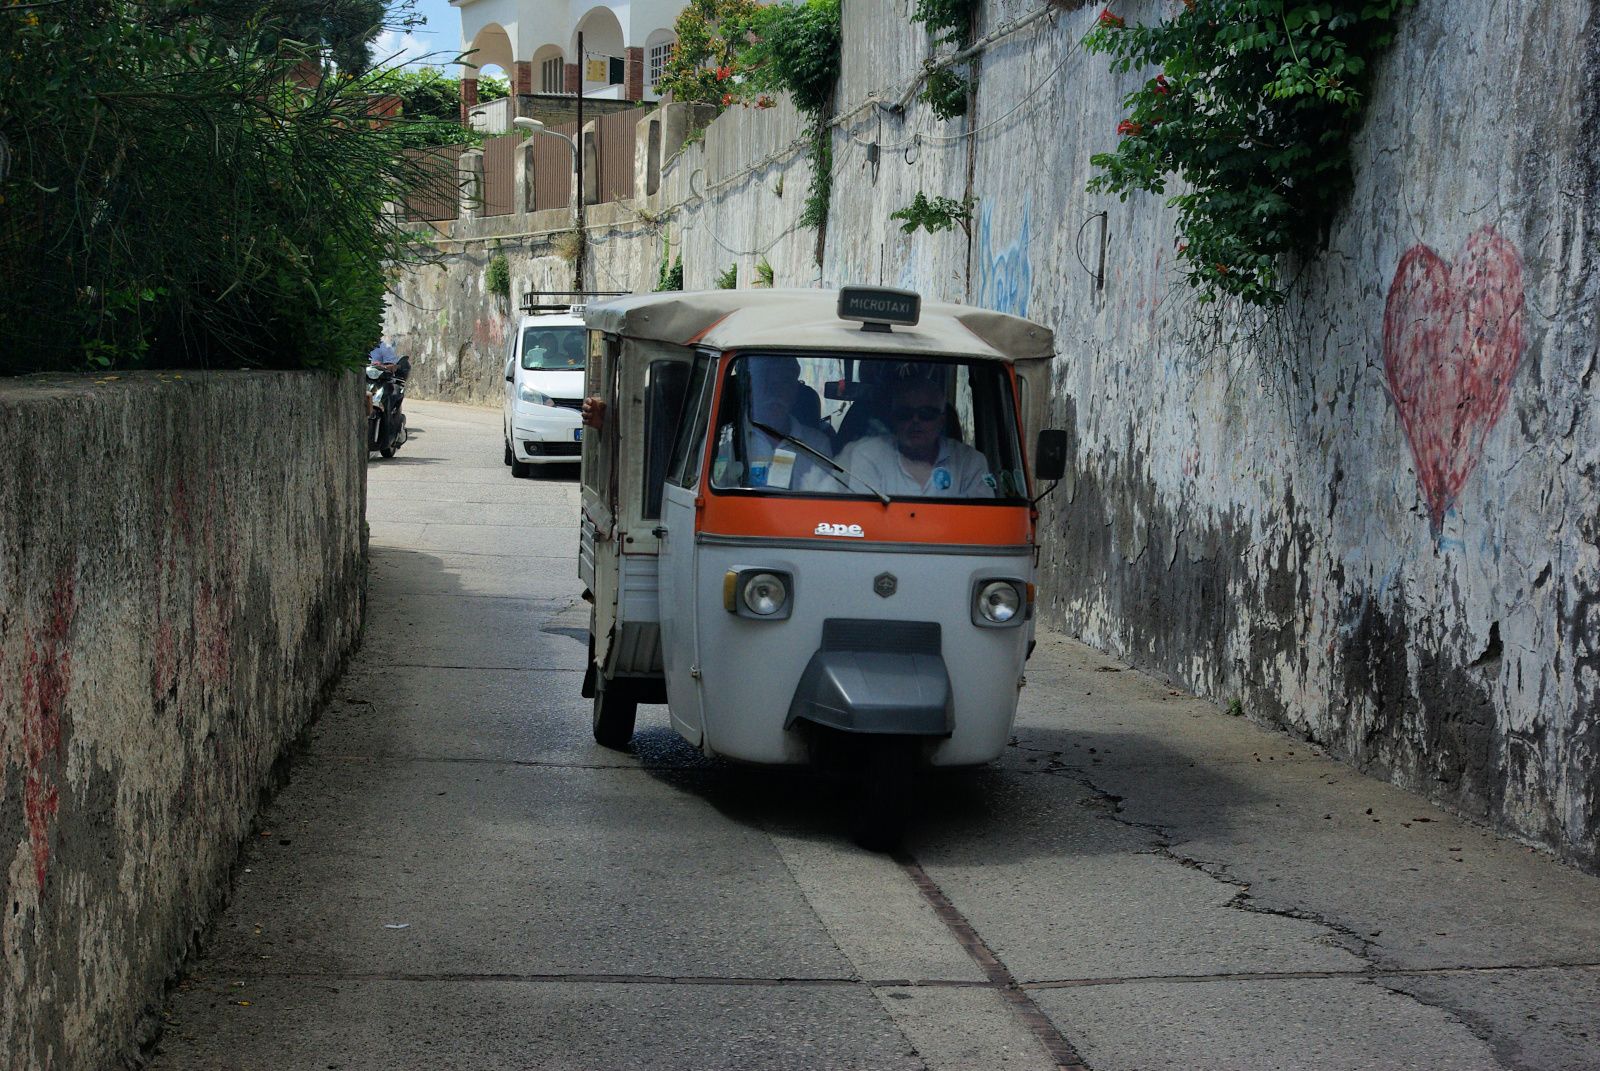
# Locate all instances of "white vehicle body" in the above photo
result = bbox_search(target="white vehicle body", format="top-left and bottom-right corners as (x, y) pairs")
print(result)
(578, 289), (1060, 774)
(502, 310), (588, 472)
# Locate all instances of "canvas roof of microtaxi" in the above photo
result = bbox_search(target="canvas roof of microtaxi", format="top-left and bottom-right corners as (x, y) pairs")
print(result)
(582, 289), (1054, 363)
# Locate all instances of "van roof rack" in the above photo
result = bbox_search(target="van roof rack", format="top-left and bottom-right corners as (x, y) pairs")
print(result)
(520, 289), (630, 313)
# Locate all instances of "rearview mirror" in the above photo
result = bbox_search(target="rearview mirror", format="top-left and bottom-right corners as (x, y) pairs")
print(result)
(1034, 430), (1068, 482)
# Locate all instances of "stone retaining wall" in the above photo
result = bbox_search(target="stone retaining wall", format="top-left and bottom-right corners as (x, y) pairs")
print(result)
(0, 372), (367, 1068)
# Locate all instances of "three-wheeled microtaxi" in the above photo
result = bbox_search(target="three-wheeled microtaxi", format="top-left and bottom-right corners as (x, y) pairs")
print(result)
(577, 286), (1065, 845)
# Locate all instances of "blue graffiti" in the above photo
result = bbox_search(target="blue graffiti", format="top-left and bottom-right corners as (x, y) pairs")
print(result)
(976, 203), (1032, 317)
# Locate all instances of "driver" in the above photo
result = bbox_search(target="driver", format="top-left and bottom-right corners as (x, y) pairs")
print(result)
(715, 356), (832, 489)
(368, 340), (400, 373)
(834, 370), (994, 498)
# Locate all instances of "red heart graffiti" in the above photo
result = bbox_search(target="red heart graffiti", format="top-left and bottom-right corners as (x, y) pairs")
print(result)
(1382, 226), (1526, 531)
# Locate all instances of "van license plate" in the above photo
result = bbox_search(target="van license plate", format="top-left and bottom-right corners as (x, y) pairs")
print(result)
(573, 428), (583, 442)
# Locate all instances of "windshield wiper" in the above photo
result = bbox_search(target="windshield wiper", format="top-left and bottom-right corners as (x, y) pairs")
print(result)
(749, 419), (892, 507)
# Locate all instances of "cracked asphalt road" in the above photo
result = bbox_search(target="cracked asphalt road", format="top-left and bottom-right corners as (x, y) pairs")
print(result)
(149, 400), (1600, 1070)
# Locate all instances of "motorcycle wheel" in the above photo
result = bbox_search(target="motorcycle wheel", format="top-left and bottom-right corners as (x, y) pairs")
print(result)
(380, 445), (396, 458)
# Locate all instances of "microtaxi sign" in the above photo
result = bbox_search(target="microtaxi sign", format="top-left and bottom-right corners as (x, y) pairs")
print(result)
(837, 286), (921, 330)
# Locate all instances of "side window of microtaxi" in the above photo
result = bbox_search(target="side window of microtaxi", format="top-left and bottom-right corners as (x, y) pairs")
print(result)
(707, 353), (1027, 501)
(666, 352), (718, 491)
(642, 357), (693, 519)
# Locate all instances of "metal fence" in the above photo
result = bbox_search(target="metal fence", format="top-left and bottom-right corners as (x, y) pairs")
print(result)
(401, 109), (647, 222)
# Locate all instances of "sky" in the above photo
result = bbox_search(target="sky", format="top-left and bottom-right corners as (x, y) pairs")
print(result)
(372, 0), (475, 73)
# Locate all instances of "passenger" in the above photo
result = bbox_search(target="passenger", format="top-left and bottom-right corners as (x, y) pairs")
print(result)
(835, 373), (994, 498)
(715, 356), (833, 489)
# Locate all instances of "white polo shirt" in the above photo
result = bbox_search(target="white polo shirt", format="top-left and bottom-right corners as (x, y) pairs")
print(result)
(834, 435), (995, 498)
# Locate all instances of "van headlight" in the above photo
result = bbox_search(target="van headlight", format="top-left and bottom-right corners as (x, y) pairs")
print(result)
(519, 385), (552, 405)
(973, 579), (1027, 628)
(724, 569), (793, 620)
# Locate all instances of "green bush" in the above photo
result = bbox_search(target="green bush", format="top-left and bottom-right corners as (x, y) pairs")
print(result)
(1084, 1), (1415, 307)
(716, 264), (738, 289)
(0, 0), (442, 374)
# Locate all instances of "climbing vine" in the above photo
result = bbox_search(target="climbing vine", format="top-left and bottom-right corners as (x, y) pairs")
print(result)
(658, 0), (841, 245)
(890, 192), (974, 237)
(911, 0), (975, 118)
(1084, 1), (1415, 308)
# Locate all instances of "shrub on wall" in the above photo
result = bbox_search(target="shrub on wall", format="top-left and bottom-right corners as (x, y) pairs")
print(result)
(1084, 1), (1415, 307)
(0, 0), (442, 373)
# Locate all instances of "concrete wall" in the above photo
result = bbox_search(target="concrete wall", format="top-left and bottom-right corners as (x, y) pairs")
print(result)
(0, 373), (367, 1068)
(386, 0), (1600, 868)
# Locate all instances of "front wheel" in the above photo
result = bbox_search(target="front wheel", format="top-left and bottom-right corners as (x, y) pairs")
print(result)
(503, 436), (514, 466)
(379, 445), (396, 458)
(851, 738), (917, 852)
(592, 677), (637, 750)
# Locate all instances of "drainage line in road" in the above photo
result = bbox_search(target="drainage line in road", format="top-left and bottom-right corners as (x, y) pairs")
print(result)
(895, 853), (1092, 1071)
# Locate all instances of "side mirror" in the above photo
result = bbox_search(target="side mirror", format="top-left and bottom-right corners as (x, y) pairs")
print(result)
(1034, 429), (1068, 482)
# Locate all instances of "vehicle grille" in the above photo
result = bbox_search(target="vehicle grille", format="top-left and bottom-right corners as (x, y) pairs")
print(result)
(552, 398), (583, 411)
(524, 441), (581, 457)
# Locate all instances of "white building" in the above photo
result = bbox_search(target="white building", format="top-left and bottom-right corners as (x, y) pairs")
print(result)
(451, 0), (682, 115)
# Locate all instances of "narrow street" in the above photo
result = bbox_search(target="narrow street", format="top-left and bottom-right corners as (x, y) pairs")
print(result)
(148, 400), (1600, 1071)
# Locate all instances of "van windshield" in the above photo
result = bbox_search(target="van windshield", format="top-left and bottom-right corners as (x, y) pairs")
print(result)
(521, 325), (586, 370)
(709, 354), (1027, 501)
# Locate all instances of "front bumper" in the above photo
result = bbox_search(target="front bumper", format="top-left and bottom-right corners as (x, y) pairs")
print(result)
(513, 403), (583, 463)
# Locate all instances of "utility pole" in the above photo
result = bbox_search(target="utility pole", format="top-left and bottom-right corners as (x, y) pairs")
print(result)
(575, 30), (586, 294)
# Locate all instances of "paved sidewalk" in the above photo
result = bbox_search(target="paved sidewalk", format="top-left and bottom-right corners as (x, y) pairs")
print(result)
(148, 400), (1600, 1071)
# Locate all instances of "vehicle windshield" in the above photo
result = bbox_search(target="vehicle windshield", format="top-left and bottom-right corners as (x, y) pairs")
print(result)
(709, 354), (1027, 501)
(521, 325), (586, 370)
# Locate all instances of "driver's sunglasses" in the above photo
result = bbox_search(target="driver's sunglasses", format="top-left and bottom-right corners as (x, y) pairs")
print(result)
(891, 405), (943, 423)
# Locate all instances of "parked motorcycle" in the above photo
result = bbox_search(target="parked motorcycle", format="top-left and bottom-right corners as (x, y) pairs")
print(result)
(366, 357), (409, 458)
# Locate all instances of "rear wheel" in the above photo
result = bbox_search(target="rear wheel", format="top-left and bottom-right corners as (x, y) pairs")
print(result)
(592, 676), (637, 750)
(851, 738), (917, 852)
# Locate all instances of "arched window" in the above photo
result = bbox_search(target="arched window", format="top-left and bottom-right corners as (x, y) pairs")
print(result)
(644, 29), (677, 95)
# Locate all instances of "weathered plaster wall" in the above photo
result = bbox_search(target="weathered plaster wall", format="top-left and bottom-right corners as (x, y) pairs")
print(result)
(0, 373), (366, 1068)
(385, 0), (1600, 867)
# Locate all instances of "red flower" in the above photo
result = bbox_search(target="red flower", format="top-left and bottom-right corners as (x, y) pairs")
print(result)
(1098, 8), (1124, 28)
(1153, 74), (1170, 95)
(715, 65), (733, 81)
(1116, 119), (1142, 136)
(720, 92), (733, 106)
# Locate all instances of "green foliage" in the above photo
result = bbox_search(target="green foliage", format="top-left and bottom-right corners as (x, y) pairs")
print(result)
(658, 0), (840, 241)
(911, 0), (976, 47)
(655, 236), (684, 291)
(920, 65), (970, 121)
(754, 257), (775, 287)
(740, 0), (843, 115)
(370, 66), (482, 150)
(485, 253), (511, 301)
(657, 0), (762, 109)
(0, 0), (446, 373)
(1083, 0), (1415, 308)
(716, 264), (738, 289)
(890, 192), (974, 236)
(799, 121), (832, 231)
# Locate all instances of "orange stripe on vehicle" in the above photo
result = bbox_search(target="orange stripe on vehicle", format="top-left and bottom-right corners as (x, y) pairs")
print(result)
(699, 495), (1033, 546)
(684, 313), (734, 346)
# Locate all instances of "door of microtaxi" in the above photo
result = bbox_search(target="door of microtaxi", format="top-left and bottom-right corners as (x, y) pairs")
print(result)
(655, 348), (720, 746)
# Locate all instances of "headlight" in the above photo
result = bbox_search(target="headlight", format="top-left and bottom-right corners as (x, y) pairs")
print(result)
(365, 366), (383, 381)
(725, 569), (793, 619)
(519, 385), (552, 405)
(974, 579), (1023, 626)
(743, 573), (789, 616)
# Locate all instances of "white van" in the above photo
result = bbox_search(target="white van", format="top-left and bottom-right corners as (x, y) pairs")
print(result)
(502, 308), (588, 475)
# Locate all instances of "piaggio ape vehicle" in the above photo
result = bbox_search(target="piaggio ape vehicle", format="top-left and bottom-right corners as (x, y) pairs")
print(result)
(577, 287), (1064, 845)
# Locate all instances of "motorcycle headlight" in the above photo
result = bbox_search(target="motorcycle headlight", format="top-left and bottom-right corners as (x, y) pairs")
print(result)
(519, 385), (552, 406)
(973, 579), (1025, 627)
(365, 366), (383, 380)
